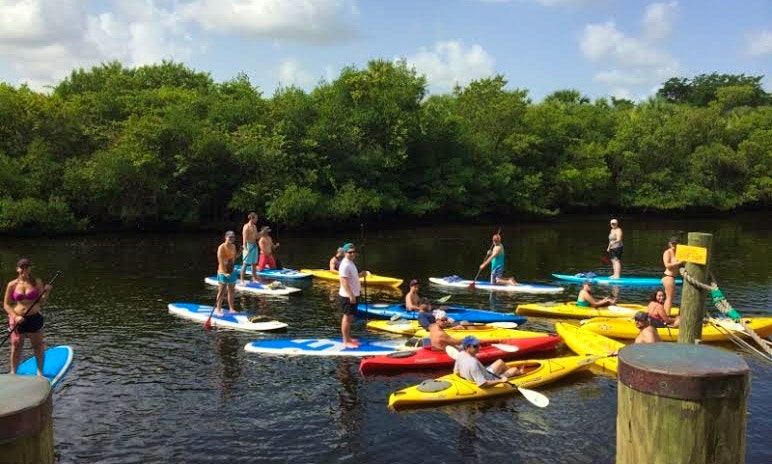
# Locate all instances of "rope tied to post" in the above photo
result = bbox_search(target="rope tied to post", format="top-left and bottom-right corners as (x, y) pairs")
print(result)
(680, 268), (772, 358)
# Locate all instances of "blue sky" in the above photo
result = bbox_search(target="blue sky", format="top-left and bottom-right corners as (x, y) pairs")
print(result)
(0, 0), (769, 101)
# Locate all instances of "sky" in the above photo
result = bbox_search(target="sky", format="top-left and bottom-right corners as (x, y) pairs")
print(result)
(0, 0), (770, 102)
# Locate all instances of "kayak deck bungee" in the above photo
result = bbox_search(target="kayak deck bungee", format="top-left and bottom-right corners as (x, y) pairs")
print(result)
(552, 273), (683, 286)
(360, 335), (561, 374)
(366, 319), (546, 340)
(17, 345), (74, 388)
(243, 338), (417, 357)
(359, 303), (526, 324)
(387, 355), (594, 410)
(429, 276), (564, 294)
(516, 301), (680, 319)
(300, 268), (403, 287)
(204, 277), (302, 295)
(579, 316), (772, 342)
(555, 322), (623, 374)
(168, 302), (288, 331)
(234, 265), (313, 279)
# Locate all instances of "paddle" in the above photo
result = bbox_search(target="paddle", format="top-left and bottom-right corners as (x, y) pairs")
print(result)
(361, 223), (368, 319)
(469, 228), (502, 290)
(389, 295), (453, 321)
(600, 252), (610, 265)
(444, 345), (549, 408)
(1, 271), (61, 349)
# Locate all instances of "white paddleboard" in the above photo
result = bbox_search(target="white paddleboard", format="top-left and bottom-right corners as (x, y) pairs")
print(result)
(244, 338), (416, 357)
(204, 277), (302, 295)
(429, 276), (564, 294)
(168, 302), (288, 331)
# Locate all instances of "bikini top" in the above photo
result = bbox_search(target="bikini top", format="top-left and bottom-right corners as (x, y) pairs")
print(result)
(12, 286), (39, 302)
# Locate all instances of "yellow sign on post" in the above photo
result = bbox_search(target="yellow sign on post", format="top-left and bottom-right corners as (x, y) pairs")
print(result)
(676, 244), (708, 265)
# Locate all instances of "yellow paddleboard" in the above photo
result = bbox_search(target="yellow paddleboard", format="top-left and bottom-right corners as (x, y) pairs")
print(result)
(580, 316), (772, 342)
(300, 268), (403, 287)
(517, 301), (679, 319)
(388, 355), (593, 409)
(555, 322), (624, 374)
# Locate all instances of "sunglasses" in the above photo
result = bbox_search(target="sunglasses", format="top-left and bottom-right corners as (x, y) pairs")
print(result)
(467, 344), (480, 348)
(346, 250), (356, 254)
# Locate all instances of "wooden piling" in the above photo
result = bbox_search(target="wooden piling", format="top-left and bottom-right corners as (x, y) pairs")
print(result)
(678, 232), (713, 344)
(616, 344), (749, 464)
(0, 375), (54, 464)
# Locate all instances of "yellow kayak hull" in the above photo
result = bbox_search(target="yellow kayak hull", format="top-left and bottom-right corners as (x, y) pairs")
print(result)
(516, 302), (679, 319)
(580, 316), (772, 342)
(366, 320), (547, 341)
(554, 322), (624, 374)
(300, 268), (403, 287)
(388, 355), (593, 410)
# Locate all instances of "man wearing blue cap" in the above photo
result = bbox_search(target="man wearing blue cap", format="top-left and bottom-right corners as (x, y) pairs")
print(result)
(454, 336), (524, 387)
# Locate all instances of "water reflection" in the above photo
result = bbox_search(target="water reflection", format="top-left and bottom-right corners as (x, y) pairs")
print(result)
(213, 332), (242, 402)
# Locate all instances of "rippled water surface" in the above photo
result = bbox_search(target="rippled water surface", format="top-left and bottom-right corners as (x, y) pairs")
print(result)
(1, 214), (770, 463)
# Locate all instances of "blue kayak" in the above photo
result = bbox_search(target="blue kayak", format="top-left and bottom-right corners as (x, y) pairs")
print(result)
(552, 273), (682, 286)
(233, 265), (312, 279)
(357, 303), (526, 324)
(17, 345), (74, 388)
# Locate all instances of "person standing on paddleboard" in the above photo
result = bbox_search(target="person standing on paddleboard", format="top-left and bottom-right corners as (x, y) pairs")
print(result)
(4, 258), (52, 375)
(257, 226), (280, 270)
(339, 243), (361, 348)
(478, 234), (518, 286)
(239, 212), (259, 282)
(607, 219), (623, 279)
(215, 231), (238, 316)
(661, 237), (682, 319)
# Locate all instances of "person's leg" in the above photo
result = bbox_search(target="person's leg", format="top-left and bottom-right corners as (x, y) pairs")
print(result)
(214, 282), (226, 315)
(29, 331), (45, 376)
(662, 277), (676, 315)
(612, 258), (621, 279)
(239, 251), (247, 282)
(226, 283), (236, 313)
(9, 332), (23, 374)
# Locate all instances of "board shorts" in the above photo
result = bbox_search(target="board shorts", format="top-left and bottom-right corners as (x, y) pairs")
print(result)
(217, 272), (238, 284)
(649, 317), (668, 329)
(339, 296), (359, 316)
(609, 247), (623, 261)
(243, 243), (258, 265)
(258, 254), (277, 271)
(18, 313), (44, 334)
(491, 267), (504, 284)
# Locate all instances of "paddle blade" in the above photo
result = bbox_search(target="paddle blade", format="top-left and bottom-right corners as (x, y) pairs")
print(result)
(468, 281), (476, 290)
(203, 316), (213, 330)
(491, 343), (520, 353)
(390, 314), (402, 321)
(517, 387), (549, 408)
(445, 345), (460, 359)
(488, 322), (519, 329)
(600, 254), (610, 265)
(436, 295), (452, 304)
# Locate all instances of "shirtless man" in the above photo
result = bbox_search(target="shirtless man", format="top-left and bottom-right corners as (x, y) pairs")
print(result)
(215, 231), (238, 316)
(405, 279), (421, 311)
(428, 310), (462, 351)
(257, 226), (280, 271)
(240, 212), (259, 282)
(634, 312), (662, 344)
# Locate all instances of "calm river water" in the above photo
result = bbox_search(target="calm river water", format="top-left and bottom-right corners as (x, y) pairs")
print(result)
(1, 214), (770, 463)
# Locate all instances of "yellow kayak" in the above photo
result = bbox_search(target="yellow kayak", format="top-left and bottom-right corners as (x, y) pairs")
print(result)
(366, 319), (547, 341)
(516, 301), (679, 319)
(300, 269), (403, 287)
(580, 316), (772, 342)
(554, 322), (624, 374)
(388, 355), (593, 410)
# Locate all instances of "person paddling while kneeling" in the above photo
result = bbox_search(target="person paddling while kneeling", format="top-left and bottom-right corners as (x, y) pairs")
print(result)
(454, 336), (524, 387)
(577, 280), (616, 308)
(634, 312), (662, 344)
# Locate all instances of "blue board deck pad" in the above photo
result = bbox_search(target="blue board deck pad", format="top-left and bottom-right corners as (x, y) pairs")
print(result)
(17, 345), (74, 388)
(244, 338), (415, 357)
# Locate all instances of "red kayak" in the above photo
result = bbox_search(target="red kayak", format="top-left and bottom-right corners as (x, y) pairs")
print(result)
(359, 335), (561, 375)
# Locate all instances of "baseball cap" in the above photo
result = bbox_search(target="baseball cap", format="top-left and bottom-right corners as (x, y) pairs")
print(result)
(433, 309), (454, 323)
(342, 242), (355, 252)
(409, 279), (419, 287)
(634, 311), (649, 322)
(16, 258), (31, 268)
(461, 336), (480, 349)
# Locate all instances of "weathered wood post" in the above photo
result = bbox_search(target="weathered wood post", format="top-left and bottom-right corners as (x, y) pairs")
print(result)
(0, 375), (54, 464)
(678, 232), (713, 344)
(616, 344), (749, 464)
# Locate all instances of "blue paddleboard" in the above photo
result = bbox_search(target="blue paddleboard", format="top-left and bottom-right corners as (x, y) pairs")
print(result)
(244, 338), (415, 357)
(358, 303), (527, 324)
(17, 345), (73, 388)
(552, 273), (683, 286)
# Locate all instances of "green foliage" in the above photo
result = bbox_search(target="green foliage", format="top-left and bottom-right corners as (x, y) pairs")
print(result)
(0, 65), (769, 233)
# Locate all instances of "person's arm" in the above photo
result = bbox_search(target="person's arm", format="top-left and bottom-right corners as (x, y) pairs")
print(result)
(405, 294), (418, 311)
(663, 250), (682, 271)
(35, 278), (51, 304)
(479, 245), (500, 269)
(217, 245), (227, 270)
(3, 281), (15, 317)
(329, 257), (337, 272)
(340, 268), (356, 304)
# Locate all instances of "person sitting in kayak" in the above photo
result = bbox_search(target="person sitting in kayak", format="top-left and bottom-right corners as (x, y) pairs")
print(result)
(478, 234), (518, 286)
(646, 289), (680, 328)
(453, 336), (524, 387)
(405, 279), (421, 311)
(329, 247), (345, 272)
(577, 280), (616, 308)
(634, 312), (662, 343)
(417, 299), (436, 330)
(427, 310), (463, 351)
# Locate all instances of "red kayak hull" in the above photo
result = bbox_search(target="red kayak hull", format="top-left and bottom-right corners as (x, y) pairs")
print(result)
(359, 334), (561, 374)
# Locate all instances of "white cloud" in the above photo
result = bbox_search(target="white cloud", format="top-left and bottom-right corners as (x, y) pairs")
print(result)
(180, 0), (358, 43)
(277, 58), (316, 89)
(746, 30), (772, 57)
(405, 40), (495, 91)
(579, 2), (681, 100)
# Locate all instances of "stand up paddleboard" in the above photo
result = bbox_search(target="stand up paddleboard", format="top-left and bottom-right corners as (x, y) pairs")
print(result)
(358, 303), (526, 324)
(204, 277), (302, 295)
(17, 345), (73, 388)
(429, 276), (564, 294)
(244, 338), (416, 357)
(234, 265), (313, 279)
(552, 273), (682, 286)
(168, 302), (288, 331)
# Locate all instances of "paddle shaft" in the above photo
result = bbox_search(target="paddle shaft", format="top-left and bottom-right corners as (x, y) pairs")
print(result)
(361, 223), (368, 318)
(1, 271), (61, 348)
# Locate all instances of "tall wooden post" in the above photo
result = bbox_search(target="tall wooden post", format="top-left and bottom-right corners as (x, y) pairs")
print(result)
(616, 344), (749, 464)
(678, 232), (712, 344)
(0, 375), (55, 464)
